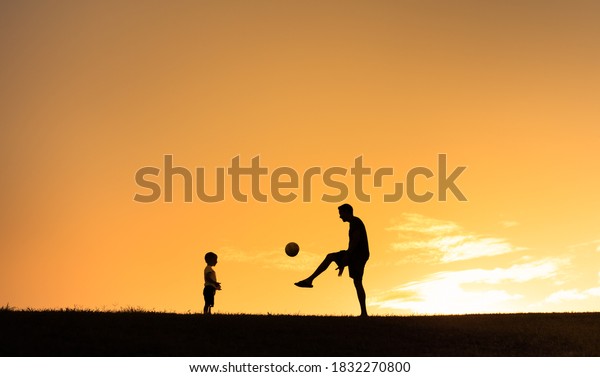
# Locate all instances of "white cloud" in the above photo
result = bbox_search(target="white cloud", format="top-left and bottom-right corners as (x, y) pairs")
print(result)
(568, 239), (600, 251)
(587, 286), (600, 297)
(500, 220), (520, 228)
(545, 289), (588, 303)
(388, 213), (524, 263)
(371, 259), (563, 314)
(219, 246), (323, 271)
(546, 285), (600, 304)
(378, 214), (600, 314)
(386, 213), (460, 235)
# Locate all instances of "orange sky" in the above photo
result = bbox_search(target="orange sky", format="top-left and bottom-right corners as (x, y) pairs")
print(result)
(1, 1), (599, 315)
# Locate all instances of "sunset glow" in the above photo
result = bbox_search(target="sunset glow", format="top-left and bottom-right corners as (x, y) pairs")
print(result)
(1, 1), (599, 316)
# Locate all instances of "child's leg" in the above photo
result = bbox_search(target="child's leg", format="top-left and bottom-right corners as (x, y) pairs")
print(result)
(203, 286), (215, 314)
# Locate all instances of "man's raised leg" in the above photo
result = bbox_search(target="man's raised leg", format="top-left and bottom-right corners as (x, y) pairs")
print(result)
(295, 252), (338, 288)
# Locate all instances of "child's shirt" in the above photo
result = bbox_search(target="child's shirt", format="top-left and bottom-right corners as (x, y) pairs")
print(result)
(204, 265), (218, 288)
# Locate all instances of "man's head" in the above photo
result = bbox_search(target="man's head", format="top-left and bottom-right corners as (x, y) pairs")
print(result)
(338, 203), (354, 222)
(205, 252), (218, 266)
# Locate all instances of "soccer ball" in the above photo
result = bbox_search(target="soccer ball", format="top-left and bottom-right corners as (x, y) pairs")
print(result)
(285, 242), (300, 257)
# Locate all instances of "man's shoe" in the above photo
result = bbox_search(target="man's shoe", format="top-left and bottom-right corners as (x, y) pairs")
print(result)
(294, 280), (313, 288)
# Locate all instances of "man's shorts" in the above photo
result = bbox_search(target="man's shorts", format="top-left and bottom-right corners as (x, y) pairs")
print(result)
(203, 285), (216, 307)
(332, 250), (368, 280)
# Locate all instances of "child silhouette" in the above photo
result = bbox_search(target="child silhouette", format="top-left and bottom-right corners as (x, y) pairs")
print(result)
(203, 252), (221, 315)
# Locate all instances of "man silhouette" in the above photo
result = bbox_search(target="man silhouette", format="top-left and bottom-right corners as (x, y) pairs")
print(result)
(295, 204), (370, 317)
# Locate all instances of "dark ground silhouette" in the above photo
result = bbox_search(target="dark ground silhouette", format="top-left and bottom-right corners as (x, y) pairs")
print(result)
(1, 310), (599, 356)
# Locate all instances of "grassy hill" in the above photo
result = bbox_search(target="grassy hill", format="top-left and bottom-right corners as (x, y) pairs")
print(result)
(1, 309), (599, 356)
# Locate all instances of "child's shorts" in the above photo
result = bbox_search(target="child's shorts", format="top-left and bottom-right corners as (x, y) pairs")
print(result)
(203, 285), (216, 307)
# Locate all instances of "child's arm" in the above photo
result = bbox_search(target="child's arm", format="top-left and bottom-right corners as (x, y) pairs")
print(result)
(205, 271), (222, 290)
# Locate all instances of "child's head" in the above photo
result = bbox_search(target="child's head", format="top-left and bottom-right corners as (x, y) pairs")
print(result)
(205, 251), (218, 266)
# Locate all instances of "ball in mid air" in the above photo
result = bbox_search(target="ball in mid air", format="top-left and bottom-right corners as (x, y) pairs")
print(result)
(285, 242), (300, 257)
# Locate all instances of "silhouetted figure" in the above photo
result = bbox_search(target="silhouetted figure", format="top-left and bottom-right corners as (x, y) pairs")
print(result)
(295, 204), (370, 317)
(203, 252), (222, 315)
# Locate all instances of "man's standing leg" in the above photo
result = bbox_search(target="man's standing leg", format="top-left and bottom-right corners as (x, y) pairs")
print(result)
(353, 278), (368, 317)
(351, 259), (368, 317)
